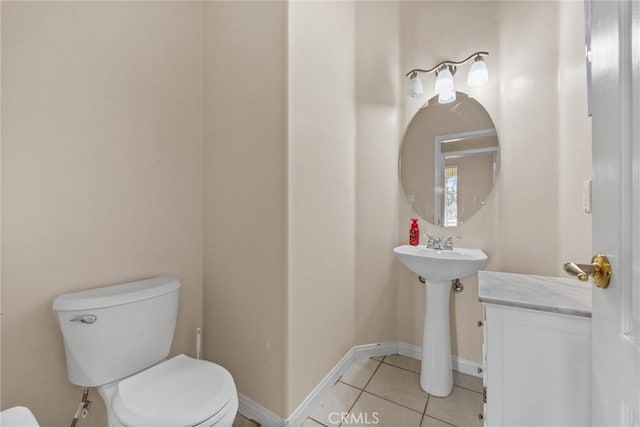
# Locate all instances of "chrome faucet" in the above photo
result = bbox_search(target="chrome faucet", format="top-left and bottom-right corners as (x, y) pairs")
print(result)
(443, 236), (461, 250)
(424, 234), (441, 249)
(424, 234), (460, 250)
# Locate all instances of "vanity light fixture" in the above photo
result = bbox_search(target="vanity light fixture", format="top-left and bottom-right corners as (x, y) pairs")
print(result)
(408, 72), (425, 98)
(435, 65), (456, 104)
(406, 51), (489, 103)
(467, 55), (489, 87)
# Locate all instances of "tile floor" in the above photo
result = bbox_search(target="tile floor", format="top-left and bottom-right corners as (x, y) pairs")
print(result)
(233, 354), (484, 427)
(233, 413), (259, 427)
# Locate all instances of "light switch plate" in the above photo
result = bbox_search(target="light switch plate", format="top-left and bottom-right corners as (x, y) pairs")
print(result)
(583, 179), (592, 213)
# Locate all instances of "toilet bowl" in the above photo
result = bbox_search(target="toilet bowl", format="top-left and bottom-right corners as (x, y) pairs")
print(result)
(53, 277), (238, 427)
(99, 355), (238, 427)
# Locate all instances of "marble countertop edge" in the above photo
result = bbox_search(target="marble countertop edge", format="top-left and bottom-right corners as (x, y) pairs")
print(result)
(478, 270), (592, 318)
(478, 295), (592, 318)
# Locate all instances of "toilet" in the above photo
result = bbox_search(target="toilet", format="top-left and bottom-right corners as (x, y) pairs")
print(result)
(0, 406), (40, 427)
(53, 277), (238, 427)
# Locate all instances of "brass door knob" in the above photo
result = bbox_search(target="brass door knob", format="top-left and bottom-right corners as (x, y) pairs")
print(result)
(563, 253), (611, 288)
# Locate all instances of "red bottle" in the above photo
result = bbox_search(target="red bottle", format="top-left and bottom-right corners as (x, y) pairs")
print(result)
(409, 218), (419, 246)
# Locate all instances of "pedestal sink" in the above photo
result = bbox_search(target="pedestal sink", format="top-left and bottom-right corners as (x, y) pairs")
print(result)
(393, 245), (488, 396)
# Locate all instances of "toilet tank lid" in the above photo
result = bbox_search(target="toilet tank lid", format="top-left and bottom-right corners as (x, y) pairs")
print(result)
(53, 277), (181, 311)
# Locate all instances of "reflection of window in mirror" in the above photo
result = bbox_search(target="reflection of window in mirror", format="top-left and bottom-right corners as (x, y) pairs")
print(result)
(444, 165), (458, 227)
(400, 94), (499, 226)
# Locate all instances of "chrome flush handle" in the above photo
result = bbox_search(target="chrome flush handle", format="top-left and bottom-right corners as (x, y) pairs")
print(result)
(70, 314), (97, 324)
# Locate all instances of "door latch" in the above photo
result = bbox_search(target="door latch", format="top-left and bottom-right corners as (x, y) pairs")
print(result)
(563, 253), (611, 288)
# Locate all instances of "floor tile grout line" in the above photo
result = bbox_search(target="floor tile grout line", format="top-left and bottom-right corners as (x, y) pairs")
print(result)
(453, 384), (483, 395)
(337, 379), (366, 392)
(338, 359), (383, 427)
(308, 357), (481, 427)
(423, 414), (458, 427)
(362, 359), (383, 390)
(424, 386), (483, 427)
(380, 360), (484, 396)
(291, 414), (453, 427)
(338, 357), (384, 391)
(308, 417), (329, 427)
(337, 379), (361, 390)
(338, 358), (383, 391)
(364, 359), (429, 416)
(340, 389), (364, 427)
(422, 394), (430, 416)
(380, 360), (422, 375)
(361, 390), (426, 416)
(382, 357), (484, 391)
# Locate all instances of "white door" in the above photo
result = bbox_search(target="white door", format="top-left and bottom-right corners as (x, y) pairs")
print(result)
(590, 1), (639, 425)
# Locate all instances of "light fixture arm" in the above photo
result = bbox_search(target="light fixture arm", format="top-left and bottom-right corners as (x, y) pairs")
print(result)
(405, 51), (489, 77)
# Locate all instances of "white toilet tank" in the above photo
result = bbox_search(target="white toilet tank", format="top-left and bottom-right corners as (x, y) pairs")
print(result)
(53, 277), (180, 387)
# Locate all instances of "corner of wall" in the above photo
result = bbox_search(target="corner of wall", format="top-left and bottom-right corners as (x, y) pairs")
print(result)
(202, 0), (288, 418)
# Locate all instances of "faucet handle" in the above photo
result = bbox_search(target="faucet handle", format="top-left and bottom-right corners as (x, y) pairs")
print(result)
(443, 236), (461, 250)
(423, 233), (437, 248)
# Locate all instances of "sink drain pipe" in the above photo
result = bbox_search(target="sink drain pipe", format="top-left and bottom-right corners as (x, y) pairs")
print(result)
(452, 279), (464, 293)
(417, 276), (464, 293)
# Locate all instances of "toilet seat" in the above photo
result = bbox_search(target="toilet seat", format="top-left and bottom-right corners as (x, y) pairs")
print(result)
(112, 354), (236, 427)
(0, 406), (40, 427)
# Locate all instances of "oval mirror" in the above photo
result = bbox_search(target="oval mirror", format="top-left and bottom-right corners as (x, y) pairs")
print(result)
(400, 92), (499, 227)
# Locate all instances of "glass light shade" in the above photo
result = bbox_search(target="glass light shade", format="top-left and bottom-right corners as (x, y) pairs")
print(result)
(438, 88), (456, 104)
(467, 57), (488, 87)
(408, 74), (424, 98)
(434, 67), (454, 94)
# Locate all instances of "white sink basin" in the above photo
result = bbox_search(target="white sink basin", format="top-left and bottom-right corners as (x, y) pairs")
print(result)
(393, 245), (488, 282)
(393, 244), (488, 397)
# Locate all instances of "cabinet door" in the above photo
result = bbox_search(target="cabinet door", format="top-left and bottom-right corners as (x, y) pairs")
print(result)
(482, 306), (487, 424)
(484, 305), (591, 427)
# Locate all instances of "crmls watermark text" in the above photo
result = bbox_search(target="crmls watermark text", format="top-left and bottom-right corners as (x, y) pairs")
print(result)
(328, 411), (380, 425)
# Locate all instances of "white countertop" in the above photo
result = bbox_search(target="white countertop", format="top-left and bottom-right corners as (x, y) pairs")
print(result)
(478, 270), (592, 318)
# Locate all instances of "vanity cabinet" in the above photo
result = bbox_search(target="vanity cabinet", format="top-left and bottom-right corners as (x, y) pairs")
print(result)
(478, 271), (592, 427)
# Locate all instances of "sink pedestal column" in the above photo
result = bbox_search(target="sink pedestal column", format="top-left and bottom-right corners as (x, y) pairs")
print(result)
(421, 280), (453, 397)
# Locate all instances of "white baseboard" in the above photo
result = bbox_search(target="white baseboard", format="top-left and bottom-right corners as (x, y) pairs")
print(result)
(396, 342), (483, 378)
(238, 393), (283, 427)
(284, 346), (355, 427)
(397, 342), (421, 360)
(452, 355), (483, 378)
(284, 342), (402, 426)
(237, 341), (482, 427)
(351, 341), (400, 360)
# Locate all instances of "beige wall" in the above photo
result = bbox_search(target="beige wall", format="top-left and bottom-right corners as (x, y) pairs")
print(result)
(397, 0), (502, 363)
(203, 1), (400, 415)
(0, 0), (3, 409)
(0, 1), (592, 423)
(558, 0), (592, 269)
(287, 1), (356, 413)
(1, 2), (204, 425)
(493, 1), (560, 274)
(202, 1), (287, 417)
(354, 1), (401, 347)
(397, 1), (591, 363)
